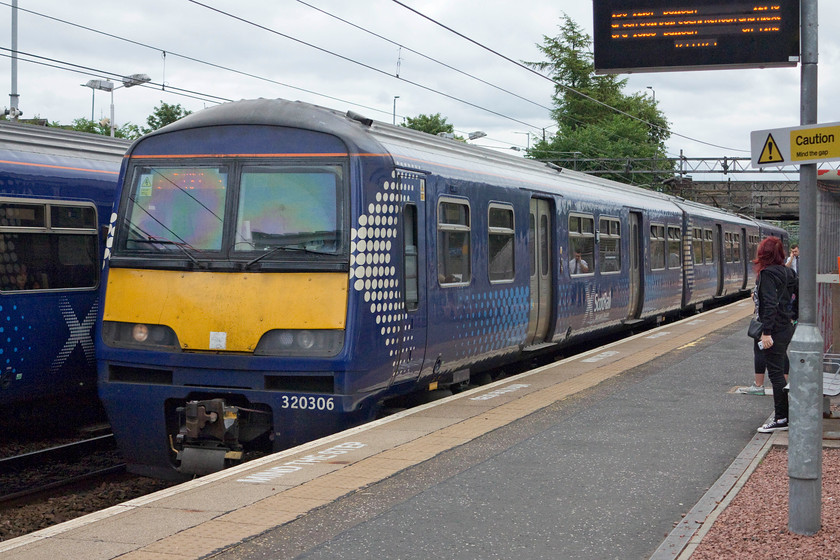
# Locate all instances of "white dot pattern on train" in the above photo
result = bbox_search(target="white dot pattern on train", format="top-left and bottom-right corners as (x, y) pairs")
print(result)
(349, 177), (413, 369)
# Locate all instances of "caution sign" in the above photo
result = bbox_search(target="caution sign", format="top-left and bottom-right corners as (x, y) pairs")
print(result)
(757, 133), (784, 164)
(789, 125), (840, 162)
(752, 121), (840, 168)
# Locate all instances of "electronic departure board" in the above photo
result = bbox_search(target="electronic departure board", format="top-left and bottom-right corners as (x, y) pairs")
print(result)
(593, 1), (800, 73)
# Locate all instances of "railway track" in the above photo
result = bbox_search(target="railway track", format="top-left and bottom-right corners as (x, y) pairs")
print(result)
(0, 433), (125, 506)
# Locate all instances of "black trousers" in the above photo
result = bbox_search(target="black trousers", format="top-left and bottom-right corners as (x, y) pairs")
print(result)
(753, 339), (766, 374)
(763, 322), (794, 421)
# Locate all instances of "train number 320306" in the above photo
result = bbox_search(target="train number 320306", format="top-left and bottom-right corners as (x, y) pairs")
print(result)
(280, 395), (336, 411)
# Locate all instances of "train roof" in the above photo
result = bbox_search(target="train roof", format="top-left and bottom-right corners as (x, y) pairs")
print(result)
(147, 99), (679, 208)
(0, 120), (130, 162)
(142, 99), (772, 226)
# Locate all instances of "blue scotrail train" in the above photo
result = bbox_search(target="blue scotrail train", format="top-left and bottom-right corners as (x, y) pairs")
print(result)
(94, 99), (787, 479)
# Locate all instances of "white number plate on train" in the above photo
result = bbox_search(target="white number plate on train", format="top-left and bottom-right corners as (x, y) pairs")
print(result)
(281, 395), (335, 411)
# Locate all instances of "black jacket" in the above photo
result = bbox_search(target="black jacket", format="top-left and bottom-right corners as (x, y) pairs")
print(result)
(757, 264), (798, 335)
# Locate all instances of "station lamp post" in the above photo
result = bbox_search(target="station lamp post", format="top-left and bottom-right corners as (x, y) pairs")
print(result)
(514, 131), (531, 151)
(83, 73), (150, 137)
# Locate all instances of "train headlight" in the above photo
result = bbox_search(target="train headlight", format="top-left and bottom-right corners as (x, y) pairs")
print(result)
(296, 330), (316, 350)
(255, 329), (344, 357)
(132, 324), (150, 343)
(102, 321), (180, 350)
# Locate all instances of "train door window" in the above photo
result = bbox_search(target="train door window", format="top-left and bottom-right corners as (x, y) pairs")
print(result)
(403, 204), (419, 310)
(488, 204), (515, 282)
(703, 229), (714, 263)
(540, 214), (549, 276)
(0, 199), (98, 291)
(724, 232), (734, 263)
(667, 226), (681, 269)
(437, 198), (471, 285)
(528, 213), (536, 272)
(692, 227), (703, 265)
(733, 233), (741, 263)
(569, 214), (594, 275)
(650, 223), (666, 270)
(598, 217), (621, 273)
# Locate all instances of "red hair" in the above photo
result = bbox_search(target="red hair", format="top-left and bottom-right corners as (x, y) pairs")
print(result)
(753, 236), (785, 274)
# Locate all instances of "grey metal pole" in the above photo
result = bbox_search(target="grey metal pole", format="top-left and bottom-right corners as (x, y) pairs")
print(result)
(9, 0), (20, 121)
(788, 0), (823, 536)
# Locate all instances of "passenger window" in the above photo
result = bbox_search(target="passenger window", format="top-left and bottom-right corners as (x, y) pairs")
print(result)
(667, 226), (681, 269)
(598, 217), (621, 274)
(733, 233), (741, 263)
(488, 204), (514, 282)
(692, 227), (703, 265)
(569, 214), (594, 275)
(650, 224), (666, 270)
(437, 198), (470, 285)
(0, 199), (98, 291)
(703, 229), (714, 264)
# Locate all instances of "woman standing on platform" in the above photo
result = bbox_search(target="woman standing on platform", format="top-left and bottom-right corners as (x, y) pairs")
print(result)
(753, 236), (798, 433)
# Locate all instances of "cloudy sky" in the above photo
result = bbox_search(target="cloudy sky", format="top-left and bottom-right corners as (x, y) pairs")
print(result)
(2, 0), (838, 171)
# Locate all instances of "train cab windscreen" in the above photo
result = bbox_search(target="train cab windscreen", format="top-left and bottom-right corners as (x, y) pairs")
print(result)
(116, 161), (347, 266)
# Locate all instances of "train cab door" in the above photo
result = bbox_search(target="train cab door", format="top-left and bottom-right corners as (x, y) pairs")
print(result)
(391, 171), (427, 385)
(525, 198), (553, 348)
(627, 211), (644, 320)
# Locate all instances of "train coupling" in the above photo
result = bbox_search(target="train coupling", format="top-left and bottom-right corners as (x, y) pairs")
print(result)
(174, 399), (245, 476)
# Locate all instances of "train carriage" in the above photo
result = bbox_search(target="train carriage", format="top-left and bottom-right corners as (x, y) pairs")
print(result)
(0, 122), (128, 421)
(96, 99), (786, 479)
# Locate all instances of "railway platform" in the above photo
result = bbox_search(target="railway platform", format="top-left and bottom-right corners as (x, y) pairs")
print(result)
(2, 299), (830, 560)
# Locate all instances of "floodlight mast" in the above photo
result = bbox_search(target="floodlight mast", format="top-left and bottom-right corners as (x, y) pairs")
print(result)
(82, 74), (150, 136)
(7, 0), (22, 121)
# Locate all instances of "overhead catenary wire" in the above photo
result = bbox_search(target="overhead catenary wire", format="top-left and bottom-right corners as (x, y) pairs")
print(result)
(186, 0), (542, 131)
(185, 1), (675, 159)
(389, 0), (748, 153)
(0, 0), (390, 119)
(3, 0), (548, 138)
(294, 0), (676, 160)
(5, 1), (745, 158)
(294, 0), (555, 114)
(0, 48), (229, 107)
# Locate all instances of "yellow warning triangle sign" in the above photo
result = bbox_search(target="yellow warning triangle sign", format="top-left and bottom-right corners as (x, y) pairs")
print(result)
(758, 133), (784, 164)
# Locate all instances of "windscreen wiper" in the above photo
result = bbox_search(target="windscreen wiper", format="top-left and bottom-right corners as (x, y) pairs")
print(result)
(132, 237), (205, 268)
(244, 245), (331, 269)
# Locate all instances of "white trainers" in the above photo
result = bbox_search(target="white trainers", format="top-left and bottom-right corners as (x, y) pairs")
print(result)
(758, 418), (789, 433)
(737, 384), (765, 395)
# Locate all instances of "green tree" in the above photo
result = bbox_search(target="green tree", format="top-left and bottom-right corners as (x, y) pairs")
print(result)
(142, 102), (192, 134)
(64, 118), (141, 139)
(525, 15), (672, 186)
(401, 113), (463, 140)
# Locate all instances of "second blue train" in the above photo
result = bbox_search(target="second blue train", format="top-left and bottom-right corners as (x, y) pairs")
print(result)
(1, 121), (128, 424)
